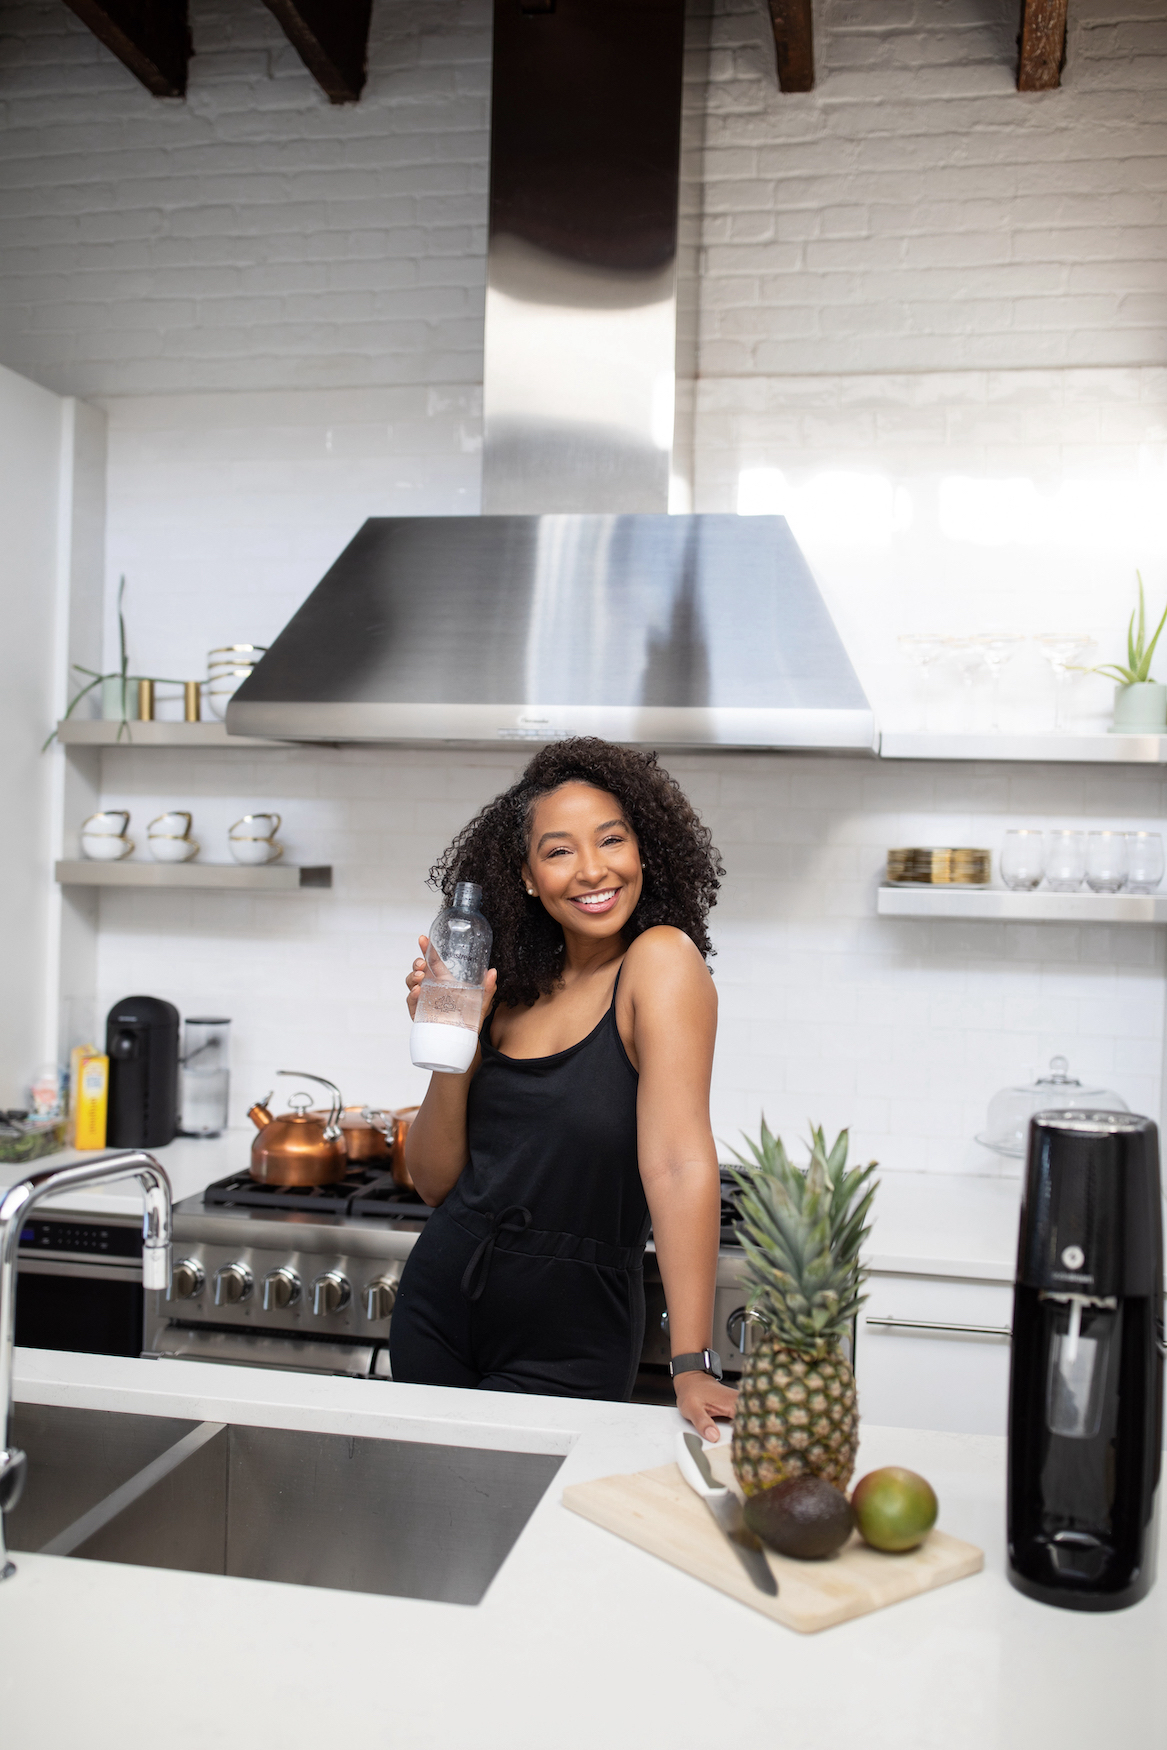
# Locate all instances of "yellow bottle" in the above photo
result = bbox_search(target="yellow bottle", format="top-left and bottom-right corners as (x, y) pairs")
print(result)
(67, 1043), (96, 1145)
(74, 1054), (109, 1150)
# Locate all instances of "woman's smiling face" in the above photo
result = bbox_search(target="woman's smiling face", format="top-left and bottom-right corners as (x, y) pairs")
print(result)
(523, 782), (643, 941)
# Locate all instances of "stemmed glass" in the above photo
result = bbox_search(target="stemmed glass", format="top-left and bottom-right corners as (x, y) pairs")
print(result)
(942, 636), (984, 731)
(971, 633), (1025, 731)
(1035, 634), (1095, 732)
(898, 634), (947, 731)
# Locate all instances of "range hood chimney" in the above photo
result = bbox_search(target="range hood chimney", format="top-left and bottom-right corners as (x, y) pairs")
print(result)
(481, 0), (686, 514)
(226, 1), (877, 754)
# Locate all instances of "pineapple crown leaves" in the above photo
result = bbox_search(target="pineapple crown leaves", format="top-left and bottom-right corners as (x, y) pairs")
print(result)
(727, 1118), (879, 1350)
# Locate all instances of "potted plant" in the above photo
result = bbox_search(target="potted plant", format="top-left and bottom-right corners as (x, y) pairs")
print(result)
(42, 577), (187, 748)
(1087, 571), (1167, 733)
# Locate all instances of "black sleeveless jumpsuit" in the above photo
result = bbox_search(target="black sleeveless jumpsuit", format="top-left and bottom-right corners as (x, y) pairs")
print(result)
(388, 969), (649, 1400)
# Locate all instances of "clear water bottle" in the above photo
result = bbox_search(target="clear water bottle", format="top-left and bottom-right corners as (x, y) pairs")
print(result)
(410, 882), (493, 1075)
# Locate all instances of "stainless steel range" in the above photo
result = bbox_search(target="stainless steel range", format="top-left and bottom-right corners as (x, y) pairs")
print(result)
(149, 1166), (755, 1387)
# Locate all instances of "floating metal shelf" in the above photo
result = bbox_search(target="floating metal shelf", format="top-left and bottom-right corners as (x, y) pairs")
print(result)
(55, 721), (285, 748)
(878, 732), (1167, 765)
(55, 860), (331, 891)
(877, 885), (1167, 924)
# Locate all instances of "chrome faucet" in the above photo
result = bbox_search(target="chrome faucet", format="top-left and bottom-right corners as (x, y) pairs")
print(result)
(0, 1150), (171, 1580)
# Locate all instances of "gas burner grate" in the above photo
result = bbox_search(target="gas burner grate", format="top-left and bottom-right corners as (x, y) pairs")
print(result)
(350, 1178), (434, 1220)
(203, 1167), (431, 1221)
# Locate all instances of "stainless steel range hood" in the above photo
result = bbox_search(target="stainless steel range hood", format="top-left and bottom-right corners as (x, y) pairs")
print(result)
(228, 2), (875, 753)
(226, 514), (876, 750)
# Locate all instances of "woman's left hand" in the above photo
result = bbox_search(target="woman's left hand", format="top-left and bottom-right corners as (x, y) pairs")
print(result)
(674, 1371), (738, 1443)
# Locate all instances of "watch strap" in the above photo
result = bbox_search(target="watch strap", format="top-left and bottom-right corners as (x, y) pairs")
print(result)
(669, 1349), (723, 1381)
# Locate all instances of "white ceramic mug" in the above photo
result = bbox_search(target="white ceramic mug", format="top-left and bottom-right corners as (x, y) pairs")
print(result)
(80, 810), (133, 861)
(228, 835), (283, 865)
(149, 810), (193, 838)
(229, 812), (280, 841)
(149, 835), (200, 863)
(148, 811), (198, 863)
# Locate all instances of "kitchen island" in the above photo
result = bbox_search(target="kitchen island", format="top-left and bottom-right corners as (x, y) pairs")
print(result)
(2, 1348), (1162, 1750)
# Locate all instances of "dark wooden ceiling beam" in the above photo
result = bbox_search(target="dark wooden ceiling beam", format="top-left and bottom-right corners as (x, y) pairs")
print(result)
(1018, 0), (1068, 91)
(768, 0), (814, 94)
(62, 0), (190, 98)
(261, 0), (373, 104)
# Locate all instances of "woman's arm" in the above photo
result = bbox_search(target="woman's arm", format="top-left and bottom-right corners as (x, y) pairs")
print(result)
(626, 928), (738, 1441)
(403, 936), (497, 1207)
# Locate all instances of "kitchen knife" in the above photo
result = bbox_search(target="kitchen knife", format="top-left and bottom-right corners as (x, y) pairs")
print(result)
(676, 1431), (778, 1596)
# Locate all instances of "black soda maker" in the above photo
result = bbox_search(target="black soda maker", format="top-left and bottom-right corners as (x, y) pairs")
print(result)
(1007, 1111), (1164, 1610)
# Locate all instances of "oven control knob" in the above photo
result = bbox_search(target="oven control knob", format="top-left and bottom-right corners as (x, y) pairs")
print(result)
(364, 1274), (400, 1322)
(213, 1262), (254, 1307)
(312, 1270), (351, 1317)
(726, 1306), (758, 1356)
(169, 1258), (205, 1301)
(262, 1267), (301, 1312)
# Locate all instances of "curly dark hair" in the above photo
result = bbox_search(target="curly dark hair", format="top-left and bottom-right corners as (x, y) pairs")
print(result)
(429, 738), (724, 1010)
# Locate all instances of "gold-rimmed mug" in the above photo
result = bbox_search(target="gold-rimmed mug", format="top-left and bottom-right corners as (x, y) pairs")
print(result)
(148, 810), (193, 839)
(80, 809), (133, 862)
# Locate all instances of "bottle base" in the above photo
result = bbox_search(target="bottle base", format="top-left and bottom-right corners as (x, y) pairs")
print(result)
(410, 1021), (477, 1075)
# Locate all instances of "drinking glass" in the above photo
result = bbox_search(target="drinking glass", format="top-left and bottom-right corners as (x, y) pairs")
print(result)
(1044, 829), (1086, 891)
(179, 1017), (231, 1136)
(1126, 832), (1165, 893)
(897, 634), (947, 731)
(1000, 829), (1045, 891)
(1085, 831), (1128, 894)
(1034, 634), (1095, 732)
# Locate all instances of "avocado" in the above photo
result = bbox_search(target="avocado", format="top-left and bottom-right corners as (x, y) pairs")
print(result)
(742, 1474), (855, 1560)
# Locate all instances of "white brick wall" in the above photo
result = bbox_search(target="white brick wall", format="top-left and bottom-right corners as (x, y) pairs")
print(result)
(0, 0), (490, 396)
(694, 0), (1167, 376)
(90, 742), (1167, 1177)
(2, 0), (1165, 1171)
(693, 364), (1167, 732)
(1, 0), (1163, 399)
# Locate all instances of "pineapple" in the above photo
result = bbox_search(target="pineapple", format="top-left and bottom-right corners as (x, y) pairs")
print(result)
(729, 1121), (878, 1498)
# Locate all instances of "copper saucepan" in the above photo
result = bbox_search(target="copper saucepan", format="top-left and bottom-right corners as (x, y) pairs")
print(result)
(336, 1106), (392, 1163)
(351, 1105), (419, 1188)
(248, 1071), (347, 1187)
(315, 1103), (421, 1189)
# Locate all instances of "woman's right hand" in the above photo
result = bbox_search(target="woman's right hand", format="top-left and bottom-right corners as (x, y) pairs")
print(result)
(406, 935), (430, 1021)
(406, 936), (497, 1024)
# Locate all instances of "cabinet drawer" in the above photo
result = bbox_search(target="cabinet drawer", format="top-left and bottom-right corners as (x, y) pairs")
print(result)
(855, 1274), (1014, 1438)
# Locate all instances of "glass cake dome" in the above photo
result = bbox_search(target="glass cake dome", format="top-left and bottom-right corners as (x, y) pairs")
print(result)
(976, 1056), (1130, 1158)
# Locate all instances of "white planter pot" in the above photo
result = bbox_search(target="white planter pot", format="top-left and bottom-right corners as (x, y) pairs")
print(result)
(1112, 681), (1167, 733)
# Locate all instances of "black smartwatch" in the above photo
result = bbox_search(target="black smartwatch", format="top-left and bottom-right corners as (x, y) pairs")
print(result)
(669, 1349), (723, 1381)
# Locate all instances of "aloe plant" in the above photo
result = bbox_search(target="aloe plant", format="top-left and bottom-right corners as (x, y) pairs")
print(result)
(1088, 571), (1167, 687)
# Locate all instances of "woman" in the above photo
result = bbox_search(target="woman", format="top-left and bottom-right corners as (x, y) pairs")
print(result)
(389, 738), (738, 1441)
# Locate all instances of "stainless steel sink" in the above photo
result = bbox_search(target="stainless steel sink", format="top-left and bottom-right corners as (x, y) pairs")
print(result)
(5, 1404), (563, 1604)
(6, 1404), (202, 1552)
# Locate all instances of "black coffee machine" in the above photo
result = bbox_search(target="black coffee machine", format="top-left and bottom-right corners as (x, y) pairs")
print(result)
(105, 996), (180, 1148)
(1007, 1111), (1164, 1611)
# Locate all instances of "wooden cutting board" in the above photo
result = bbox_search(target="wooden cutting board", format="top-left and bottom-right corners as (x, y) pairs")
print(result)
(562, 1443), (983, 1634)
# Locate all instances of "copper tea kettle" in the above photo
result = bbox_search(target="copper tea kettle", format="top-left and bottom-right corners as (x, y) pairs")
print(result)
(248, 1071), (348, 1186)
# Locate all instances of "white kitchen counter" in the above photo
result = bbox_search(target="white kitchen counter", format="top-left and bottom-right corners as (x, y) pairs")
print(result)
(865, 1170), (1021, 1280)
(0, 1128), (251, 1217)
(5, 1137), (1024, 1281)
(3, 1349), (1164, 1750)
